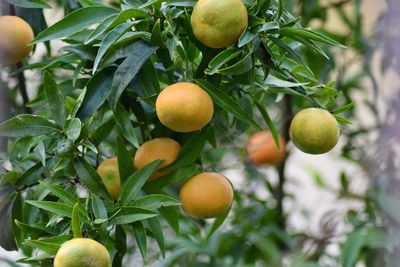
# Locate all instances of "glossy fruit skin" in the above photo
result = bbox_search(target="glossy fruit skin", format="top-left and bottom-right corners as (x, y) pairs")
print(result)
(155, 82), (214, 132)
(54, 238), (111, 267)
(134, 138), (181, 181)
(96, 157), (121, 201)
(191, 0), (248, 48)
(246, 131), (286, 165)
(289, 108), (340, 154)
(180, 172), (234, 219)
(0, 16), (34, 65)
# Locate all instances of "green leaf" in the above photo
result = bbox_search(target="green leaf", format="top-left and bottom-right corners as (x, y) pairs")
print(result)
(205, 48), (241, 75)
(40, 181), (79, 206)
(334, 115), (352, 125)
(132, 194), (181, 210)
(341, 229), (365, 267)
(332, 102), (355, 114)
(119, 160), (162, 205)
(31, 6), (118, 44)
(144, 165), (200, 192)
(162, 131), (207, 172)
(73, 157), (111, 200)
(159, 206), (180, 234)
(24, 240), (60, 255)
(114, 104), (139, 148)
(117, 138), (135, 182)
(151, 19), (163, 46)
(91, 194), (108, 220)
(6, 0), (51, 8)
(0, 189), (17, 251)
(66, 118), (81, 141)
(195, 79), (261, 130)
(92, 22), (134, 73)
(110, 41), (158, 109)
(84, 14), (118, 44)
(0, 114), (60, 137)
(206, 209), (229, 240)
(132, 222), (147, 261)
(254, 99), (280, 148)
(110, 207), (157, 224)
(217, 52), (253, 75)
(26, 200), (72, 217)
(14, 220), (49, 237)
(108, 8), (149, 29)
(264, 75), (307, 88)
(147, 217), (165, 257)
(71, 203), (82, 238)
(280, 27), (346, 48)
(91, 118), (115, 144)
(76, 67), (115, 119)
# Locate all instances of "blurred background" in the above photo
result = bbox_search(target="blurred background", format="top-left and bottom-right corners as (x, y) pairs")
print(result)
(1, 0), (399, 266)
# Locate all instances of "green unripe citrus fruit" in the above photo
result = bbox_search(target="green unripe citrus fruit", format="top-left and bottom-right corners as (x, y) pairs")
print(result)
(54, 238), (111, 267)
(290, 108), (339, 154)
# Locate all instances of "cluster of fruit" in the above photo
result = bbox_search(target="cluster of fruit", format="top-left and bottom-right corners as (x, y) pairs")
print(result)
(1, 0), (340, 264)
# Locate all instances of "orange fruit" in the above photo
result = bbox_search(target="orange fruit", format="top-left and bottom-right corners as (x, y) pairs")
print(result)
(155, 82), (214, 132)
(96, 157), (121, 201)
(0, 16), (34, 65)
(54, 238), (111, 267)
(246, 131), (286, 165)
(180, 172), (234, 219)
(134, 138), (181, 181)
(290, 108), (340, 154)
(191, 0), (248, 48)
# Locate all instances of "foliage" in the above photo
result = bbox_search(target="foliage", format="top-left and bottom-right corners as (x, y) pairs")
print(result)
(0, 0), (395, 266)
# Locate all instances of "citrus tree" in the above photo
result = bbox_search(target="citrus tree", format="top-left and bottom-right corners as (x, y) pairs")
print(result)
(0, 0), (373, 266)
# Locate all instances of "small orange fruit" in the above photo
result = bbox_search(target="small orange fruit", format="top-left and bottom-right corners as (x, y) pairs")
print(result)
(0, 16), (34, 65)
(290, 108), (340, 154)
(134, 138), (181, 181)
(96, 157), (121, 201)
(54, 238), (111, 267)
(155, 82), (214, 133)
(246, 131), (286, 165)
(180, 172), (234, 219)
(191, 0), (248, 48)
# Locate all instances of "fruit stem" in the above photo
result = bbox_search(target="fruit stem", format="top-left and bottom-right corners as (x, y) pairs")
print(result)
(276, 95), (292, 231)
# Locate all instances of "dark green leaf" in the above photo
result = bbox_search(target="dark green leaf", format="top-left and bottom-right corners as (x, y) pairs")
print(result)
(71, 203), (82, 238)
(110, 207), (157, 224)
(6, 0), (50, 8)
(195, 79), (261, 130)
(132, 222), (147, 261)
(132, 194), (180, 210)
(0, 114), (60, 137)
(119, 160), (162, 205)
(110, 41), (158, 109)
(73, 157), (111, 200)
(32, 6), (118, 44)
(147, 217), (165, 257)
(76, 67), (115, 119)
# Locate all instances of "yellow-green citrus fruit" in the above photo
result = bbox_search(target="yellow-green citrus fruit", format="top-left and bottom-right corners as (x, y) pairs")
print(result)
(54, 238), (111, 267)
(155, 82), (214, 132)
(180, 172), (234, 219)
(246, 131), (286, 165)
(289, 108), (340, 154)
(191, 0), (248, 48)
(0, 16), (34, 65)
(134, 138), (181, 181)
(96, 157), (121, 201)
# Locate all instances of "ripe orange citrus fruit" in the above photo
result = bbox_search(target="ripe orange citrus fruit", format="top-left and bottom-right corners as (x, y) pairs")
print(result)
(134, 138), (181, 181)
(155, 82), (214, 132)
(0, 16), (34, 65)
(191, 0), (248, 48)
(96, 157), (121, 201)
(290, 108), (340, 154)
(246, 131), (286, 165)
(180, 172), (234, 219)
(54, 238), (111, 267)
